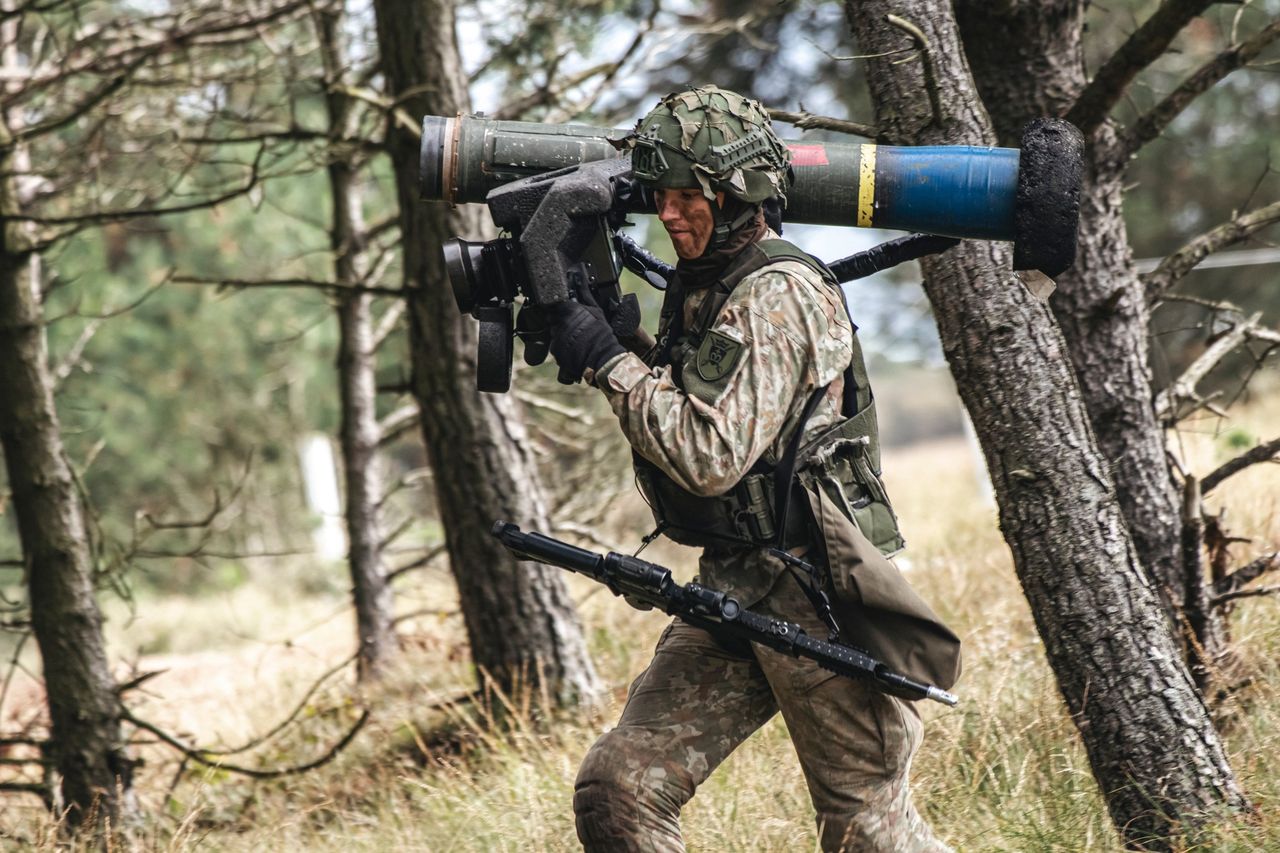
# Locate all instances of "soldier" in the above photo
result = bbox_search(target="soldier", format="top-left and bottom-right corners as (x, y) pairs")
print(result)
(545, 85), (959, 852)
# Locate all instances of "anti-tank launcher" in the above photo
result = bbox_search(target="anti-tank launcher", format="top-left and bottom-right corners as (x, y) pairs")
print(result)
(423, 113), (1083, 393)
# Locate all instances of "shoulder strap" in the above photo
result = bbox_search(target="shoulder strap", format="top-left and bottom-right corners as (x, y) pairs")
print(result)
(753, 238), (834, 277)
(688, 239), (824, 343)
(650, 271), (686, 368)
(686, 243), (770, 342)
(772, 383), (828, 547)
(751, 240), (866, 418)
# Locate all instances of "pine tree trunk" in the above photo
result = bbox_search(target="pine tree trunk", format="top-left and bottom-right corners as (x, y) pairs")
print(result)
(336, 288), (397, 681)
(0, 153), (129, 828)
(371, 0), (601, 705)
(954, 0), (1185, 612)
(845, 2), (1249, 846)
(317, 4), (397, 682)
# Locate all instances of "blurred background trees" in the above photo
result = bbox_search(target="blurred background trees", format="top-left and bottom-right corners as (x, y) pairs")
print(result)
(0, 0), (1276, 844)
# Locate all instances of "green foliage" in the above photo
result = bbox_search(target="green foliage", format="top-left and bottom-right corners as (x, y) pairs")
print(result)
(34, 173), (353, 593)
(1223, 427), (1257, 451)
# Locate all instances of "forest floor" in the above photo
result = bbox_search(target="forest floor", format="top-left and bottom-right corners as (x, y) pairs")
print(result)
(3, 391), (1279, 851)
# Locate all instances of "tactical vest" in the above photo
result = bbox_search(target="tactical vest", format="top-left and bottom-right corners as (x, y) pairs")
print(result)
(633, 239), (905, 556)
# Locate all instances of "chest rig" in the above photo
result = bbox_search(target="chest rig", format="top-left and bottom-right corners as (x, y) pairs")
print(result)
(633, 239), (904, 556)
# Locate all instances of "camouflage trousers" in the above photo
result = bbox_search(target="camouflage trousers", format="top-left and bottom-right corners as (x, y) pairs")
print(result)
(573, 572), (951, 852)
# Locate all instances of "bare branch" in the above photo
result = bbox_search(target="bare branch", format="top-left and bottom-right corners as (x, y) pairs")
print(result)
(0, 0), (75, 28)
(1161, 293), (1263, 319)
(1065, 0), (1214, 137)
(512, 389), (593, 422)
(494, 61), (621, 121)
(1180, 475), (1216, 690)
(331, 83), (422, 139)
(766, 108), (876, 139)
(50, 317), (101, 391)
(12, 51), (151, 144)
(1155, 311), (1277, 422)
(885, 14), (942, 129)
(391, 607), (459, 627)
(1212, 550), (1280, 598)
(6, 0), (315, 121)
(377, 404), (419, 448)
(371, 300), (406, 351)
(121, 706), (369, 780)
(179, 126), (380, 151)
(547, 1), (662, 124)
(1203, 438), (1280, 494)
(549, 521), (623, 554)
(1212, 583), (1280, 606)
(1143, 201), (1280, 301)
(0, 781), (49, 796)
(1119, 19), (1280, 159)
(196, 651), (358, 758)
(376, 466), (430, 507)
(385, 544), (446, 583)
(172, 274), (404, 299)
(12, 143), (270, 228)
(0, 630), (31, 729)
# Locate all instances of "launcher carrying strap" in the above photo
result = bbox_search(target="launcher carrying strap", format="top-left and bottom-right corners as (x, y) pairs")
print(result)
(615, 230), (960, 293)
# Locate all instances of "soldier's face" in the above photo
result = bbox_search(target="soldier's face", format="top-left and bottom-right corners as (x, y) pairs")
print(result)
(655, 188), (723, 259)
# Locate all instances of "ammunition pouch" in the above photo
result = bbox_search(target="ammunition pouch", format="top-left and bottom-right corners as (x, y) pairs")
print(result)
(633, 400), (905, 556)
(796, 404), (905, 557)
(634, 458), (811, 550)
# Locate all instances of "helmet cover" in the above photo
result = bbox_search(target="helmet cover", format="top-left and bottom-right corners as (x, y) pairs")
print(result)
(626, 85), (791, 204)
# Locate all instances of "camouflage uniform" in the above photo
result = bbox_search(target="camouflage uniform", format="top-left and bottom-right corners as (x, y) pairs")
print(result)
(566, 85), (952, 852)
(596, 248), (850, 604)
(575, 250), (951, 852)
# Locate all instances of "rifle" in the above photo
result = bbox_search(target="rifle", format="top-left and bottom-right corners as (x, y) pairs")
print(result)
(492, 521), (958, 707)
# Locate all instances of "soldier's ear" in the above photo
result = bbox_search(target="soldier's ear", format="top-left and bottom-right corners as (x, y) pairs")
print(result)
(715, 191), (725, 209)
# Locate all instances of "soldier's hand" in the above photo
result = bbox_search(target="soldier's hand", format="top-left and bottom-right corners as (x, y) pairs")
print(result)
(546, 299), (625, 385)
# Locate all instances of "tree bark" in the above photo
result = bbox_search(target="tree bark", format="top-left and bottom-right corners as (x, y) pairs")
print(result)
(845, 2), (1249, 846)
(0, 7), (129, 827)
(955, 0), (1185, 615)
(317, 3), (397, 682)
(335, 287), (397, 681)
(0, 146), (129, 829)
(371, 0), (601, 705)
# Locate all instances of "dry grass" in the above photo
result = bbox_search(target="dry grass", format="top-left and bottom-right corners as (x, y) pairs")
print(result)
(2, 393), (1278, 852)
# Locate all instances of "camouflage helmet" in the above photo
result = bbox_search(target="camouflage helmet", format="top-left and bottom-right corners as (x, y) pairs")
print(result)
(627, 85), (791, 204)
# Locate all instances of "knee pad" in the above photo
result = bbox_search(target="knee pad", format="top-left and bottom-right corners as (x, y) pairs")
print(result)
(574, 733), (640, 835)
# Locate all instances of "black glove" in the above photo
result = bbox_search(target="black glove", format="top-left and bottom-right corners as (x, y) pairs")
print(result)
(607, 292), (643, 340)
(546, 298), (625, 385)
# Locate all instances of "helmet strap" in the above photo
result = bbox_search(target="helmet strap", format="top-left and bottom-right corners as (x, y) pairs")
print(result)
(706, 198), (761, 252)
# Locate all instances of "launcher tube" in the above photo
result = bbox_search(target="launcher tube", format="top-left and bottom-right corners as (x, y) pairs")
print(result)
(421, 114), (1022, 240)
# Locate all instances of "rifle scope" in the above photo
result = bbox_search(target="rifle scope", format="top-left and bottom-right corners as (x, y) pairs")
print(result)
(420, 113), (1083, 278)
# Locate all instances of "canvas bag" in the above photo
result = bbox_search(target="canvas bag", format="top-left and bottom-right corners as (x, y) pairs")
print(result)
(797, 420), (963, 693)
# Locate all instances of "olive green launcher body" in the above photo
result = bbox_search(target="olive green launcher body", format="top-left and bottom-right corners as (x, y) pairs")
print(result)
(420, 114), (1083, 276)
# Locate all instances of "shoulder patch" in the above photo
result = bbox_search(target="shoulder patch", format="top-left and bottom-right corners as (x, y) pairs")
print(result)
(696, 329), (744, 382)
